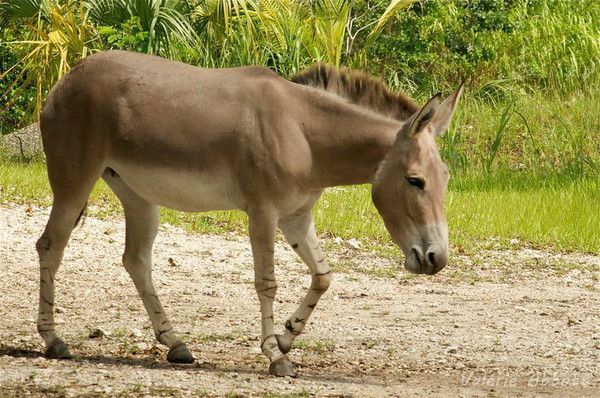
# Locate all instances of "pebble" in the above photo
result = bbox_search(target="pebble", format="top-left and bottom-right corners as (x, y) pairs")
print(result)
(445, 346), (458, 354)
(345, 238), (361, 250)
(89, 328), (106, 339)
(136, 342), (149, 351)
(130, 328), (143, 338)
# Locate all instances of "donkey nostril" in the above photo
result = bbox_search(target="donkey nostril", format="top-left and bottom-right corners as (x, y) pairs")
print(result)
(427, 251), (436, 266)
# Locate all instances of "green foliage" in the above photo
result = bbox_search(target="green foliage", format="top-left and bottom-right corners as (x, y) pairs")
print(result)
(0, 0), (99, 117)
(0, 20), (37, 135)
(447, 88), (600, 176)
(482, 101), (513, 173)
(357, 0), (600, 95)
(190, 0), (364, 73)
(98, 16), (149, 52)
(85, 0), (197, 56)
(0, 0), (47, 19)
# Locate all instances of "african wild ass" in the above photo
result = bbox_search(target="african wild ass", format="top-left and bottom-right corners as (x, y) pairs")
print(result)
(36, 51), (462, 376)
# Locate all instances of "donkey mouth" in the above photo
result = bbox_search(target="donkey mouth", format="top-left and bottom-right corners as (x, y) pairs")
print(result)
(412, 248), (423, 268)
(407, 247), (437, 275)
(403, 247), (426, 275)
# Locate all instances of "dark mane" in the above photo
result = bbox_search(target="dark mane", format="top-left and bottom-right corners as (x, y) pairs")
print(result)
(290, 63), (419, 121)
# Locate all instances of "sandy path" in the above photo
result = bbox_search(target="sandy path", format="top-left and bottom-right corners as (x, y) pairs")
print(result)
(0, 204), (598, 397)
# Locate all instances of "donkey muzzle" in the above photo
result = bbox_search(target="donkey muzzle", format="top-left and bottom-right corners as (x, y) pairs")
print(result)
(405, 244), (448, 275)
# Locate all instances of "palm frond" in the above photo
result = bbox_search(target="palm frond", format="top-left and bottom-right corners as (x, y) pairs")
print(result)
(1, 1), (99, 117)
(365, 0), (416, 48)
(84, 0), (129, 26)
(0, 0), (47, 19)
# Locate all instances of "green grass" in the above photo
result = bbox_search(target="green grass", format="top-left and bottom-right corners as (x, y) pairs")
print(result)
(1, 156), (598, 254)
(447, 175), (599, 253)
(292, 338), (336, 354)
(439, 86), (600, 177)
(316, 176), (599, 254)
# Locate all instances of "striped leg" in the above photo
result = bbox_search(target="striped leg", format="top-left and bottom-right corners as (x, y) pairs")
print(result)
(37, 199), (89, 359)
(276, 210), (332, 354)
(103, 172), (193, 363)
(248, 208), (295, 377)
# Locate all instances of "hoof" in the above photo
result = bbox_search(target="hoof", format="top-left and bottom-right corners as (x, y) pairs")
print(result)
(167, 343), (194, 364)
(45, 339), (72, 359)
(276, 334), (291, 354)
(269, 356), (297, 377)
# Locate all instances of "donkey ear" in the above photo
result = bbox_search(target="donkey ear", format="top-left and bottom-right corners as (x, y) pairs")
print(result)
(409, 93), (442, 136)
(430, 82), (464, 136)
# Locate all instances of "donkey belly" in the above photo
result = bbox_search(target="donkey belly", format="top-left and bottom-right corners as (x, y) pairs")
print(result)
(108, 161), (244, 212)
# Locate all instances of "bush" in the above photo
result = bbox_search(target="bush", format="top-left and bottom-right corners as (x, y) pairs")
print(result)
(0, 19), (36, 135)
(353, 0), (599, 96)
(98, 16), (150, 53)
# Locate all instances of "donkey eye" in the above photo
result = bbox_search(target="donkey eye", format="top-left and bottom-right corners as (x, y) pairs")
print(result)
(406, 177), (425, 190)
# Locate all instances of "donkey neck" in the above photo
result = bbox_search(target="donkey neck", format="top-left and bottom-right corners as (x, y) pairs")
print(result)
(301, 91), (404, 187)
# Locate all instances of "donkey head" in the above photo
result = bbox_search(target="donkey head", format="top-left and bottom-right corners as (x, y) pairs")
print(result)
(372, 84), (463, 275)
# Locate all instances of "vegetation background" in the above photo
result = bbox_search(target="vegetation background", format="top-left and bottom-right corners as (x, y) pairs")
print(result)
(0, 0), (598, 254)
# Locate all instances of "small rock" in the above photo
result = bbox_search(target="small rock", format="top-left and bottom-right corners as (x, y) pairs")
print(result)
(454, 362), (465, 369)
(445, 345), (458, 354)
(89, 328), (106, 339)
(345, 238), (361, 250)
(136, 342), (149, 351)
(130, 328), (143, 338)
(168, 257), (178, 267)
(334, 237), (343, 245)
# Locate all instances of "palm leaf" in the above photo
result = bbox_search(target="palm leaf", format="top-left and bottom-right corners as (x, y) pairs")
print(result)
(1, 1), (99, 117)
(0, 0), (47, 19)
(365, 0), (416, 48)
(84, 0), (129, 26)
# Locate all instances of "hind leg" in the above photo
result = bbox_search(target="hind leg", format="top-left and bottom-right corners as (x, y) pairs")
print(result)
(37, 196), (92, 359)
(103, 170), (193, 363)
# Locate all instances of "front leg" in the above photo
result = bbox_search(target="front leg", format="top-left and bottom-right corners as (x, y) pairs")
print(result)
(277, 210), (332, 354)
(248, 208), (296, 377)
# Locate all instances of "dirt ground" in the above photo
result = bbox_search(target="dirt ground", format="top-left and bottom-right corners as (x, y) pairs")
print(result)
(0, 204), (598, 397)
